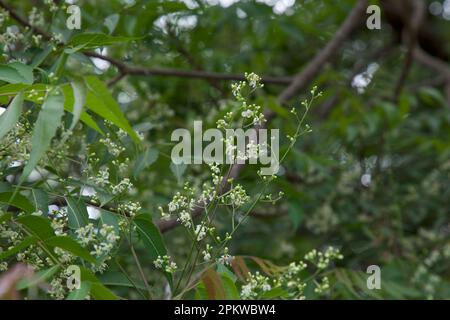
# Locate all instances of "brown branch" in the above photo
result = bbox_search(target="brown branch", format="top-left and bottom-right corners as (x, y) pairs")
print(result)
(317, 41), (396, 118)
(124, 65), (292, 85)
(276, 0), (368, 105)
(393, 0), (426, 101)
(166, 25), (225, 93)
(0, 2), (291, 86)
(0, 0), (51, 41)
(413, 47), (450, 106)
(86, 50), (292, 85)
(1, 0), (369, 233)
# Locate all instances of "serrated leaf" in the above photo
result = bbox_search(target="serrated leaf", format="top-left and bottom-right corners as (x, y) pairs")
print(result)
(220, 274), (240, 299)
(134, 214), (172, 287)
(0, 92), (23, 141)
(99, 272), (146, 290)
(99, 209), (119, 232)
(0, 192), (35, 213)
(90, 282), (119, 300)
(0, 64), (32, 84)
(66, 196), (89, 229)
(68, 33), (139, 50)
(20, 92), (65, 183)
(16, 215), (55, 240)
(8, 62), (34, 85)
(68, 80), (87, 131)
(30, 189), (48, 214)
(84, 76), (139, 142)
(0, 83), (101, 134)
(0, 236), (37, 260)
(261, 286), (289, 299)
(59, 84), (102, 134)
(45, 236), (96, 263)
(79, 267), (119, 300)
(134, 215), (167, 259)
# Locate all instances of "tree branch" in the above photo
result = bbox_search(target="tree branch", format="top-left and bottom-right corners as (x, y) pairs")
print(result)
(155, 0), (369, 233)
(393, 0), (426, 101)
(413, 47), (450, 105)
(0, 1), (292, 86)
(276, 0), (368, 105)
(0, 0), (52, 41)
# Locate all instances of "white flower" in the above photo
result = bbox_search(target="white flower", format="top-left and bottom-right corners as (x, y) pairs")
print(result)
(262, 284), (272, 292)
(178, 210), (192, 228)
(195, 225), (207, 241)
(241, 109), (253, 118)
(168, 202), (177, 212)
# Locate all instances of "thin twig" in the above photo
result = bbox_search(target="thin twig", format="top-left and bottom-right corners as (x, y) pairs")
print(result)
(0, 1), (292, 86)
(393, 0), (426, 101)
(155, 0), (369, 234)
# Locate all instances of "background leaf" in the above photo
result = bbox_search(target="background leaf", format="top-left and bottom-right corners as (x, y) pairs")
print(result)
(68, 33), (139, 50)
(44, 236), (96, 263)
(68, 79), (87, 131)
(19, 92), (65, 183)
(66, 196), (89, 229)
(0, 92), (23, 141)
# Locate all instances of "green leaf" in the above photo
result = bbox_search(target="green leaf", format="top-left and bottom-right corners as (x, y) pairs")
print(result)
(261, 286), (289, 299)
(16, 215), (55, 240)
(90, 282), (119, 300)
(104, 14), (120, 34)
(134, 214), (173, 288)
(79, 267), (119, 300)
(0, 83), (101, 134)
(99, 209), (119, 232)
(170, 162), (187, 183)
(133, 148), (159, 178)
(30, 189), (49, 214)
(68, 33), (139, 50)
(0, 212), (12, 224)
(30, 46), (53, 68)
(68, 80), (87, 131)
(8, 62), (34, 84)
(99, 272), (147, 290)
(60, 84), (102, 134)
(84, 76), (139, 142)
(0, 192), (35, 213)
(264, 96), (290, 118)
(66, 282), (91, 300)
(0, 62), (33, 84)
(16, 265), (60, 290)
(65, 196), (89, 229)
(220, 274), (240, 299)
(287, 201), (304, 230)
(0, 92), (24, 141)
(20, 91), (65, 183)
(45, 236), (96, 263)
(133, 215), (167, 260)
(0, 236), (37, 260)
